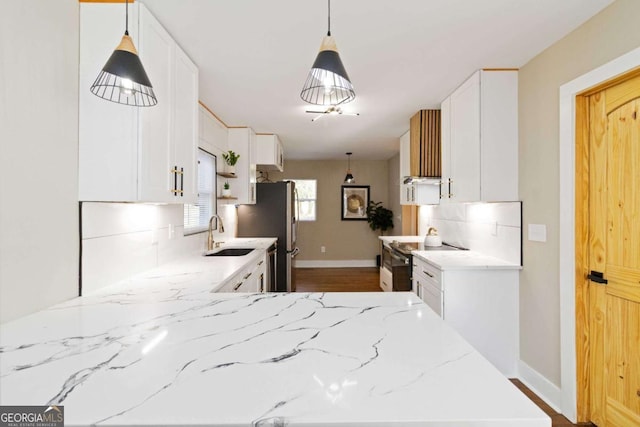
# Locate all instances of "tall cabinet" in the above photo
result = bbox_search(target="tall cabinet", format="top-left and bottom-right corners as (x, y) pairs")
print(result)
(79, 2), (198, 203)
(228, 128), (257, 205)
(440, 70), (518, 203)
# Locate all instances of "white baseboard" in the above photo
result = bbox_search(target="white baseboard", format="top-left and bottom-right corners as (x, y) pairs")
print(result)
(295, 260), (377, 268)
(518, 360), (563, 413)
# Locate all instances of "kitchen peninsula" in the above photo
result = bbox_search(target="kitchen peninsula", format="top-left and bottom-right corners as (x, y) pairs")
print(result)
(0, 246), (549, 426)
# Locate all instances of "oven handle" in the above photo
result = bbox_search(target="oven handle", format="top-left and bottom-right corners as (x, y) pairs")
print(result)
(387, 249), (410, 265)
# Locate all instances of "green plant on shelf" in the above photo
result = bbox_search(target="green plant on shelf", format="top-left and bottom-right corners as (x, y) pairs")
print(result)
(223, 181), (230, 190)
(222, 150), (240, 166)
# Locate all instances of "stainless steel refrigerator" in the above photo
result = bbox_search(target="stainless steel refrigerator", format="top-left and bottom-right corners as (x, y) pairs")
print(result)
(237, 181), (299, 292)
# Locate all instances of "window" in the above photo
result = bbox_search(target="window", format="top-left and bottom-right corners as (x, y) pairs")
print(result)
(184, 149), (216, 234)
(290, 179), (316, 221)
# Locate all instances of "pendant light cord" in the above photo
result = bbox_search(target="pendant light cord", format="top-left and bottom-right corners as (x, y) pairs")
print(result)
(125, 0), (129, 36)
(327, 0), (331, 36)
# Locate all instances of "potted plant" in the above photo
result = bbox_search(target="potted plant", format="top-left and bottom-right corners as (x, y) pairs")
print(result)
(222, 150), (240, 175)
(222, 181), (231, 197)
(366, 201), (394, 236)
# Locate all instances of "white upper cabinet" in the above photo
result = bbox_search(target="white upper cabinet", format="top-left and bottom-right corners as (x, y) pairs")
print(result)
(228, 127), (257, 205)
(198, 104), (228, 174)
(79, 3), (198, 203)
(440, 70), (518, 203)
(256, 134), (284, 172)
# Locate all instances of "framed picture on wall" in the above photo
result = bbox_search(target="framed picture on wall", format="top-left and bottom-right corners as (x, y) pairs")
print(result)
(341, 185), (369, 221)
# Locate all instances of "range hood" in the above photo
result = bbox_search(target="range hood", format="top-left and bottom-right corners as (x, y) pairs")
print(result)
(403, 176), (441, 185)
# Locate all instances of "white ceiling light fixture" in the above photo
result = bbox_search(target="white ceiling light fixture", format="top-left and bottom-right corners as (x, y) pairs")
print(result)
(90, 0), (157, 107)
(300, 0), (355, 106)
(344, 152), (355, 184)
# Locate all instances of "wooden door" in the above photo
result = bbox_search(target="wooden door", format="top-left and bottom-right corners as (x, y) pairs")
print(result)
(587, 75), (640, 427)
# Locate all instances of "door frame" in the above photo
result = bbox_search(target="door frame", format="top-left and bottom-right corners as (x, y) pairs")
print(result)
(559, 46), (640, 423)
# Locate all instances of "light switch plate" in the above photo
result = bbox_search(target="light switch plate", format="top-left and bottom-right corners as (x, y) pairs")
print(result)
(528, 224), (547, 242)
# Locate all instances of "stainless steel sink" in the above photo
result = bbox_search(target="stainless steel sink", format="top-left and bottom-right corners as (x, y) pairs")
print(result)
(205, 248), (254, 257)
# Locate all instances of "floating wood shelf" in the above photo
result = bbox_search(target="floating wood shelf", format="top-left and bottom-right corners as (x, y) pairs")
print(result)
(217, 172), (237, 178)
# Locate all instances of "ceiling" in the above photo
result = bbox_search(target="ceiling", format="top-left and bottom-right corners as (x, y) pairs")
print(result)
(141, 0), (613, 160)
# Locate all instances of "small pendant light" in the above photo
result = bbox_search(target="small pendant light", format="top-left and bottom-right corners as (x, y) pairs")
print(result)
(300, 0), (355, 106)
(90, 0), (157, 107)
(344, 152), (355, 184)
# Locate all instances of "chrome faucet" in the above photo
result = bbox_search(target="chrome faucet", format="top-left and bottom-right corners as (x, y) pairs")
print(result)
(207, 214), (225, 251)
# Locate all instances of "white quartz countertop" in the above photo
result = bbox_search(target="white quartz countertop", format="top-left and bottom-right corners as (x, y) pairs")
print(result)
(413, 250), (522, 270)
(0, 264), (548, 426)
(380, 236), (521, 270)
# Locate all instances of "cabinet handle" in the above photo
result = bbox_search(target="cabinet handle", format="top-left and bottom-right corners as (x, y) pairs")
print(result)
(243, 273), (252, 280)
(406, 186), (410, 201)
(233, 282), (242, 291)
(423, 269), (434, 278)
(180, 167), (184, 197)
(258, 260), (264, 266)
(411, 185), (415, 202)
(448, 179), (453, 198)
(172, 166), (178, 195)
(251, 185), (255, 201)
(259, 273), (264, 292)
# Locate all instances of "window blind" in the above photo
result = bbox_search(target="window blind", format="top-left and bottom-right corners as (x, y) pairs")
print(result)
(184, 149), (216, 234)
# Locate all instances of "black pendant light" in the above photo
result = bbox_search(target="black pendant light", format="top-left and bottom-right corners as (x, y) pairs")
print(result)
(344, 152), (355, 184)
(300, 0), (355, 106)
(90, 0), (157, 107)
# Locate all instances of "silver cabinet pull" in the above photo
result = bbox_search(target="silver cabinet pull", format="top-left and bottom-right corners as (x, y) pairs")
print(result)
(233, 282), (242, 291)
(423, 270), (434, 278)
(243, 273), (252, 280)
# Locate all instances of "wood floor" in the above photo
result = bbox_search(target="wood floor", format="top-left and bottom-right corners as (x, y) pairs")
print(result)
(295, 267), (382, 292)
(294, 267), (593, 427)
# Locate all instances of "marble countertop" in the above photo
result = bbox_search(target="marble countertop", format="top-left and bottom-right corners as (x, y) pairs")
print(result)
(413, 250), (522, 271)
(0, 273), (548, 426)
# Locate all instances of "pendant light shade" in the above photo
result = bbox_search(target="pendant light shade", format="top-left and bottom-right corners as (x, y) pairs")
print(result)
(90, 0), (157, 107)
(344, 152), (355, 183)
(300, 0), (355, 106)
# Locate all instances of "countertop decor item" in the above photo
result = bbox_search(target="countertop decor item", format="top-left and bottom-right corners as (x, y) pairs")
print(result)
(366, 200), (393, 235)
(424, 227), (442, 247)
(300, 0), (355, 106)
(341, 185), (369, 220)
(89, 0), (157, 107)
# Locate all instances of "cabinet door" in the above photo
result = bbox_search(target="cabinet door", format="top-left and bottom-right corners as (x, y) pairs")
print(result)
(399, 131), (412, 205)
(450, 71), (480, 202)
(440, 97), (451, 203)
(173, 46), (198, 204)
(138, 5), (173, 202)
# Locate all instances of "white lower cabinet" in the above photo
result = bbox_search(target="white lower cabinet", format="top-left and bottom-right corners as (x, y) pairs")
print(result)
(216, 253), (267, 293)
(412, 256), (519, 377)
(379, 267), (392, 292)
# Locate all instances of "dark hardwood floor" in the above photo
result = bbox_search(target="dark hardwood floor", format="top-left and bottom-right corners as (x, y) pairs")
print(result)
(295, 267), (381, 292)
(294, 267), (593, 427)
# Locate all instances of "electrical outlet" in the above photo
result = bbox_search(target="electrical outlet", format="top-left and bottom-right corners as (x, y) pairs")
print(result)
(321, 246), (326, 253)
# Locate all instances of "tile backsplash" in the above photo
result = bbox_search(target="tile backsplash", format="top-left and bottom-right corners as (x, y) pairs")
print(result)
(418, 202), (522, 265)
(81, 202), (237, 295)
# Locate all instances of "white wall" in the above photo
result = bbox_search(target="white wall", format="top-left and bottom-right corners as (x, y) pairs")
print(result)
(0, 1), (80, 324)
(418, 202), (522, 264)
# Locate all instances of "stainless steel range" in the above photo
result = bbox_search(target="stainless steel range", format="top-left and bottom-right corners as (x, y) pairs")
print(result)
(380, 241), (467, 292)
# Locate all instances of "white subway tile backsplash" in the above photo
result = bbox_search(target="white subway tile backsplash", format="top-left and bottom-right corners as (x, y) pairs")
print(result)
(82, 202), (160, 238)
(81, 202), (223, 294)
(82, 230), (157, 295)
(419, 202), (521, 264)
